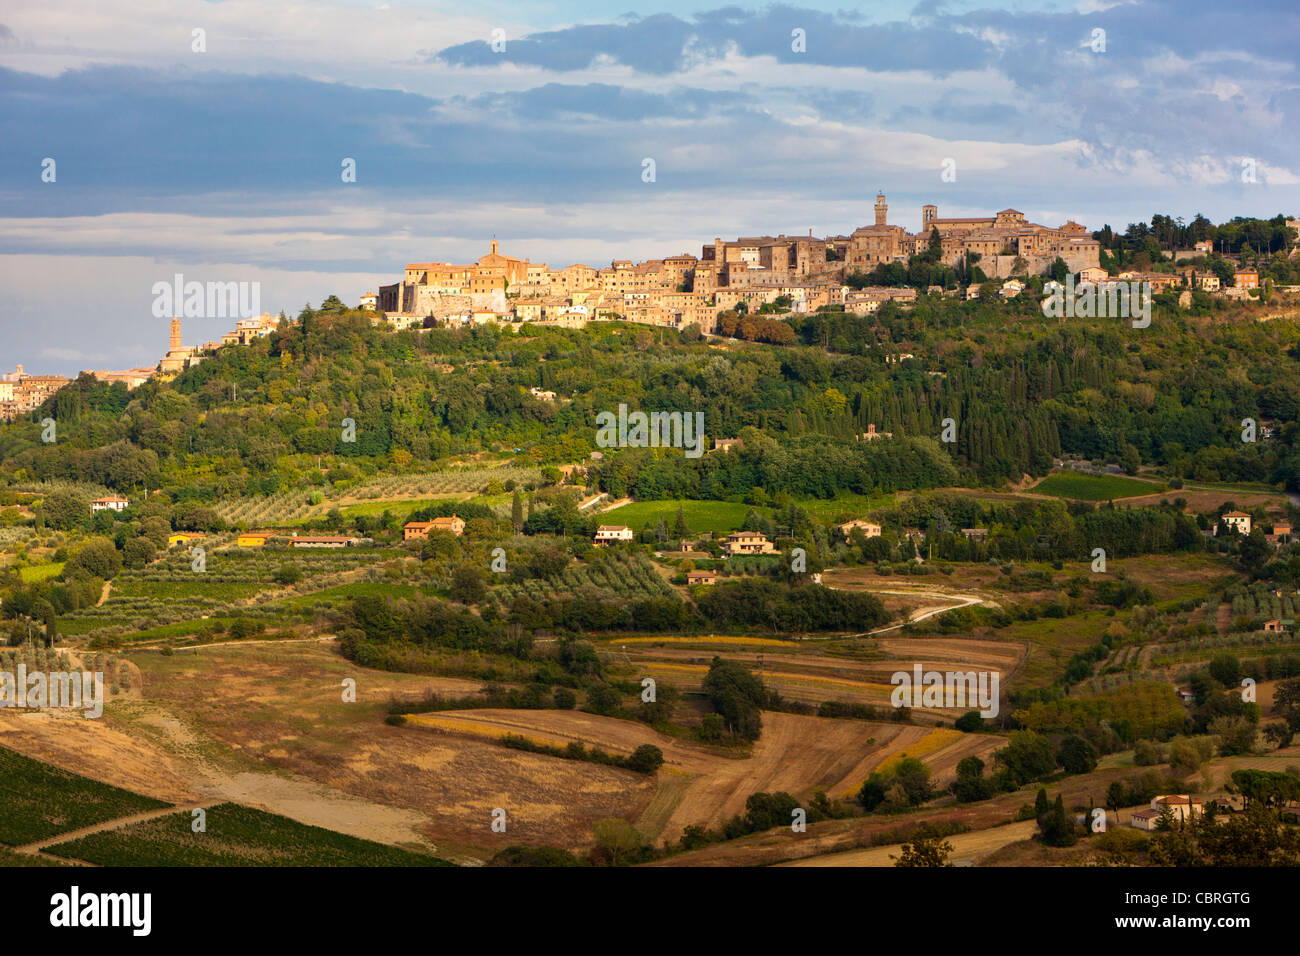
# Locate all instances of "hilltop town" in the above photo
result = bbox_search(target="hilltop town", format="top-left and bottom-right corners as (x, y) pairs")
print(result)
(4, 197), (1296, 421)
(374, 194), (1104, 331)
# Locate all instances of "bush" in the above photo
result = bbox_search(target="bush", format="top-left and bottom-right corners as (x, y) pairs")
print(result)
(625, 744), (665, 774)
(553, 687), (576, 710)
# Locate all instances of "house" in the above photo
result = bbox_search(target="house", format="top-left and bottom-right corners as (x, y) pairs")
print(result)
(529, 387), (557, 402)
(1222, 510), (1252, 535)
(1264, 619), (1288, 633)
(723, 530), (777, 556)
(1176, 687), (1196, 704)
(1000, 278), (1025, 298)
(1130, 795), (1203, 830)
(594, 525), (634, 546)
(713, 438), (745, 453)
(687, 571), (717, 586)
(168, 531), (205, 547)
(404, 516), (465, 540)
(430, 515), (466, 537)
(290, 535), (361, 549)
(1079, 266), (1108, 284)
(964, 285), (981, 300)
(1234, 270), (1259, 290)
(1272, 522), (1292, 542)
(962, 528), (989, 539)
(838, 519), (882, 538)
(90, 496), (130, 513)
(403, 521), (434, 541)
(237, 532), (271, 547)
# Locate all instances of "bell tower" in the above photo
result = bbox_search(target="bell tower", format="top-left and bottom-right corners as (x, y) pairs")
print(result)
(874, 192), (888, 227)
(169, 317), (182, 352)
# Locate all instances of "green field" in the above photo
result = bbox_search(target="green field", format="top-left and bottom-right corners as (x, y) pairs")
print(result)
(1033, 472), (1163, 501)
(0, 746), (171, 845)
(18, 562), (63, 584)
(46, 803), (453, 867)
(600, 499), (769, 535)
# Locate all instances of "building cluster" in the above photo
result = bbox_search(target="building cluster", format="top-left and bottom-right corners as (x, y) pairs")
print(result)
(373, 194), (1104, 334)
(0, 366), (72, 422)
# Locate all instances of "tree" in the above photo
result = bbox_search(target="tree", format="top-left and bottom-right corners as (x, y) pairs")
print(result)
(672, 506), (690, 539)
(625, 744), (664, 774)
(1038, 794), (1077, 847)
(1057, 735), (1099, 774)
(892, 832), (954, 867)
(122, 537), (156, 569)
(66, 539), (122, 580)
(553, 687), (576, 710)
(1209, 715), (1257, 756)
(511, 491), (524, 533)
(1209, 652), (1241, 687)
(449, 565), (486, 604)
(585, 684), (622, 716)
(275, 563), (302, 585)
(1273, 677), (1300, 732)
(41, 492), (90, 531)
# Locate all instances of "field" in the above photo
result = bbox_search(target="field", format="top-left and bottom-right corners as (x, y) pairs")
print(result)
(45, 803), (452, 866)
(0, 745), (171, 846)
(399, 706), (1004, 843)
(1032, 472), (1164, 501)
(599, 499), (768, 534)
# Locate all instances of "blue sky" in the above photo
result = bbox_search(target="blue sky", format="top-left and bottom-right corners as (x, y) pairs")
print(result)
(1, 0), (1298, 374)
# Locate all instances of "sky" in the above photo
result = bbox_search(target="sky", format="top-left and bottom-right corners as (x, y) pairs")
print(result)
(1, 0), (1298, 375)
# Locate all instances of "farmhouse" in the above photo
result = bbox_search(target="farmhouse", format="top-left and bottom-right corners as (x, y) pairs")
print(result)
(404, 516), (465, 540)
(713, 438), (745, 453)
(168, 532), (205, 547)
(856, 423), (892, 441)
(838, 519), (882, 538)
(290, 535), (365, 548)
(1222, 511), (1252, 535)
(724, 530), (777, 556)
(687, 571), (717, 585)
(1263, 619), (1288, 633)
(90, 496), (130, 513)
(594, 525), (634, 546)
(237, 532), (272, 547)
(1130, 794), (1203, 830)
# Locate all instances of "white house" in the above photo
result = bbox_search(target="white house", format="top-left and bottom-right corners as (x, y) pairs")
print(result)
(594, 525), (634, 546)
(1130, 795), (1202, 830)
(90, 496), (130, 513)
(1222, 511), (1252, 535)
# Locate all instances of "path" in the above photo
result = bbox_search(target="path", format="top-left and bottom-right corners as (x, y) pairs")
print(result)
(12, 802), (215, 861)
(96, 580), (111, 607)
(779, 818), (1038, 867)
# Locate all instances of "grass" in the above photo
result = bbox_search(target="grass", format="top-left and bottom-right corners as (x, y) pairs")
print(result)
(18, 562), (63, 583)
(601, 499), (769, 535)
(1033, 472), (1164, 501)
(278, 580), (430, 608)
(45, 803), (453, 866)
(0, 746), (171, 846)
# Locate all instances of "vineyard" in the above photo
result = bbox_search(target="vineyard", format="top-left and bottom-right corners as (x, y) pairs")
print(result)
(489, 550), (675, 607)
(1228, 584), (1300, 622)
(212, 465), (546, 525)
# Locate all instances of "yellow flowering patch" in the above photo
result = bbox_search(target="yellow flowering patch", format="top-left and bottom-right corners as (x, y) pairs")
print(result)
(616, 635), (794, 648)
(872, 728), (963, 777)
(404, 714), (568, 748)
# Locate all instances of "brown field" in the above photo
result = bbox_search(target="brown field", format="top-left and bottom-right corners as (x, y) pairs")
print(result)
(781, 818), (1039, 867)
(617, 636), (1024, 717)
